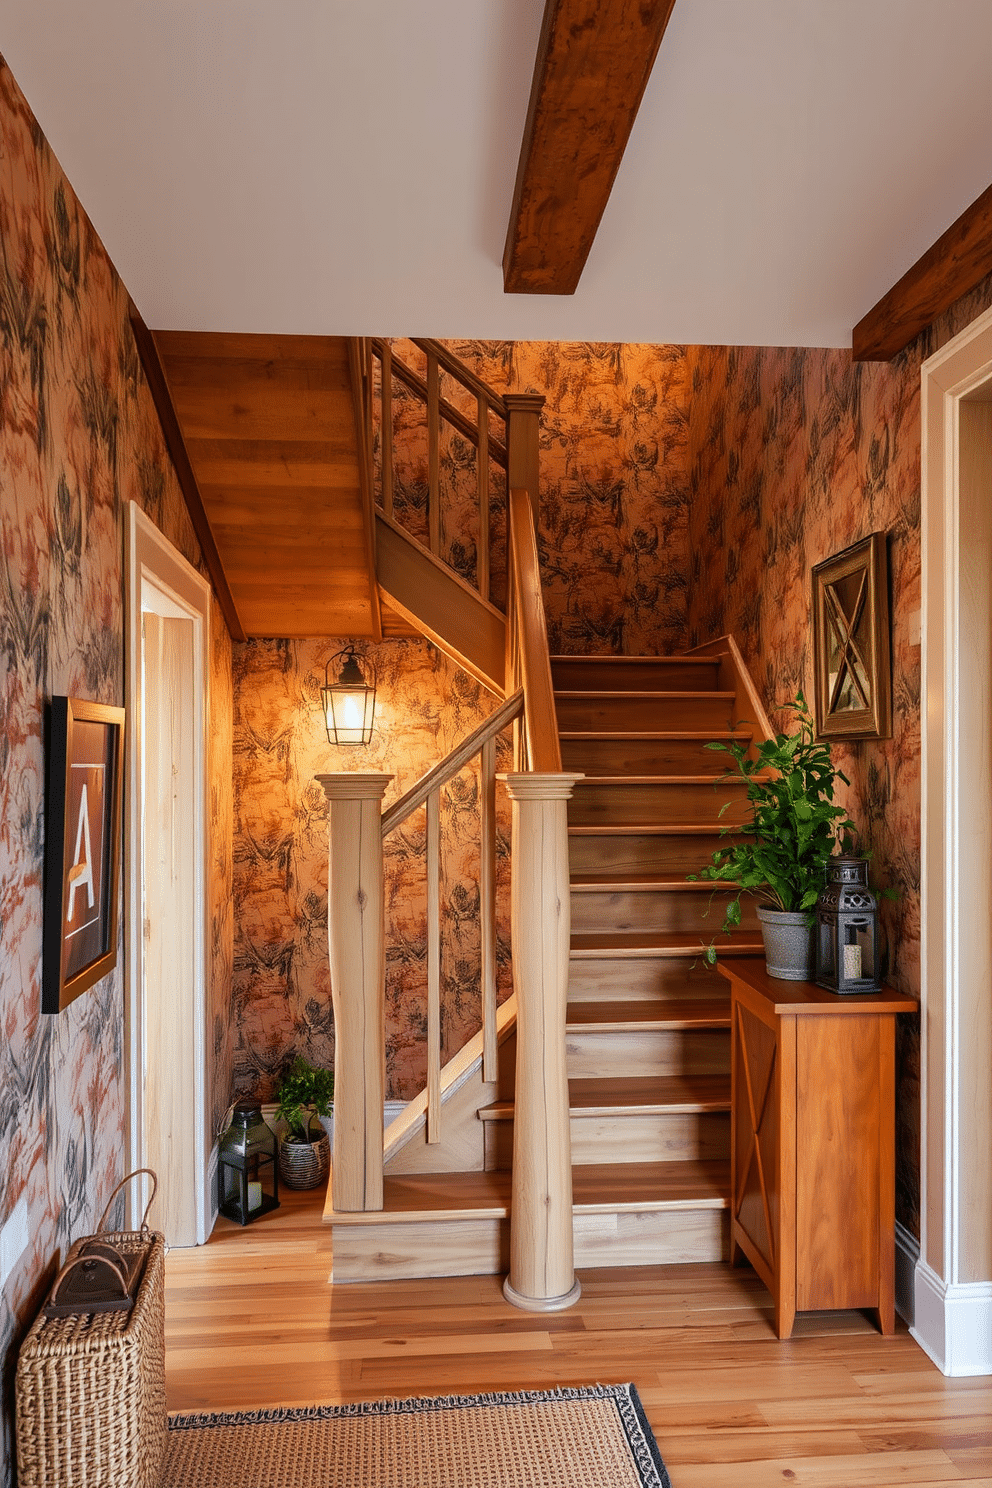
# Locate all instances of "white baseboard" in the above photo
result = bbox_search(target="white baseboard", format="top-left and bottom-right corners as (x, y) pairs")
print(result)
(894, 1221), (919, 1326)
(206, 1145), (219, 1232)
(912, 1260), (992, 1376)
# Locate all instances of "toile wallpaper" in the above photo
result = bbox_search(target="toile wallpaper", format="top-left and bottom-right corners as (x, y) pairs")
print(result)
(0, 56), (233, 1485)
(382, 339), (691, 654)
(231, 637), (513, 1103)
(684, 269), (992, 1236)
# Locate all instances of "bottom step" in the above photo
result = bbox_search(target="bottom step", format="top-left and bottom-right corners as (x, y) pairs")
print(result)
(326, 1163), (729, 1283)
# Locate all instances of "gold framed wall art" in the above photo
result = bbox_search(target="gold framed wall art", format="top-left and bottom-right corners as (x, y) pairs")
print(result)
(812, 532), (891, 740)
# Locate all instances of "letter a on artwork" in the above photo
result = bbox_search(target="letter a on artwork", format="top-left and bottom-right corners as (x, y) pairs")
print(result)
(67, 782), (96, 922)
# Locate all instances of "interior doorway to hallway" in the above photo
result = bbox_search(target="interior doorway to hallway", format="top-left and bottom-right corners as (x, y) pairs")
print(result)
(126, 503), (211, 1247)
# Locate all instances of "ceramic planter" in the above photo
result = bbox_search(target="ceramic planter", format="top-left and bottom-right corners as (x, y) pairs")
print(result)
(756, 905), (814, 982)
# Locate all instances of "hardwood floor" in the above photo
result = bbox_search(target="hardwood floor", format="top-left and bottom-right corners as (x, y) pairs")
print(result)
(165, 1189), (992, 1485)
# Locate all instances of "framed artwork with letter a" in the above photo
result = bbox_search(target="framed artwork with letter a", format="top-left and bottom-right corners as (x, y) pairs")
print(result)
(43, 697), (125, 1013)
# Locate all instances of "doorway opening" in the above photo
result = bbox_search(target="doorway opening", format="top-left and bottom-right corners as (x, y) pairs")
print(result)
(126, 503), (212, 1246)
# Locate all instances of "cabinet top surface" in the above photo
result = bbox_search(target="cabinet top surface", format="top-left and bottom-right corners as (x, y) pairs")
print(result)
(717, 958), (919, 1016)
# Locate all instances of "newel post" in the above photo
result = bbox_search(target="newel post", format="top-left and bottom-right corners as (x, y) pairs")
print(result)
(315, 772), (393, 1213)
(504, 392), (545, 522)
(500, 771), (583, 1312)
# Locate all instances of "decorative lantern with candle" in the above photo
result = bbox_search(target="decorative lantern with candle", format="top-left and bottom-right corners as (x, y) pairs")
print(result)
(217, 1102), (280, 1224)
(322, 645), (376, 745)
(814, 856), (882, 994)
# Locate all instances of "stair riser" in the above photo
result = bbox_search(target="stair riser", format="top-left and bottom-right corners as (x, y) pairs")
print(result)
(569, 782), (751, 826)
(330, 1207), (728, 1280)
(570, 890), (758, 935)
(569, 832), (726, 875)
(561, 737), (751, 775)
(566, 1028), (730, 1081)
(556, 695), (735, 731)
(567, 960), (730, 1001)
(573, 1208), (727, 1267)
(551, 660), (721, 691)
(484, 1112), (731, 1170)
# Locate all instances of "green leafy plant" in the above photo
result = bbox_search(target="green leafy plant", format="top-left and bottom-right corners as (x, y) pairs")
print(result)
(274, 1057), (334, 1144)
(690, 693), (858, 960)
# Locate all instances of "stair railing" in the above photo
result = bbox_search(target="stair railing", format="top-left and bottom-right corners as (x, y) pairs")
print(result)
(325, 341), (582, 1311)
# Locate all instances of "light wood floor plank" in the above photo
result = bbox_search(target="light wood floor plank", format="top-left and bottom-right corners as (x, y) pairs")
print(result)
(163, 1190), (992, 1486)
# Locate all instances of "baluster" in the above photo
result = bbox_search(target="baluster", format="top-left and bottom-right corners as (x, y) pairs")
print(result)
(428, 351), (440, 555)
(478, 396), (490, 601)
(480, 737), (497, 1082)
(315, 772), (393, 1212)
(381, 341), (393, 519)
(427, 786), (441, 1142)
(500, 772), (583, 1311)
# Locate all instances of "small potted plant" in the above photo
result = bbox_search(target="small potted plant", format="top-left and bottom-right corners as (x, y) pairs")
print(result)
(691, 693), (857, 980)
(273, 1057), (334, 1190)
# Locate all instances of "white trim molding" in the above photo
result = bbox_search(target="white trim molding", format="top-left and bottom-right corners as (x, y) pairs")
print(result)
(913, 1264), (992, 1376)
(895, 1221), (919, 1327)
(919, 301), (992, 1376)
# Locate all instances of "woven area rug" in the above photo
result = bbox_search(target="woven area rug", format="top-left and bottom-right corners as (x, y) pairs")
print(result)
(163, 1383), (672, 1488)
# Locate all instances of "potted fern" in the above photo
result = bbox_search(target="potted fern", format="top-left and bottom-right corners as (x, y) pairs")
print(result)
(691, 693), (857, 980)
(274, 1057), (334, 1190)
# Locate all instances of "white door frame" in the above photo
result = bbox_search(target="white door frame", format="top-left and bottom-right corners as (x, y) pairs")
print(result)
(125, 502), (212, 1245)
(918, 302), (992, 1374)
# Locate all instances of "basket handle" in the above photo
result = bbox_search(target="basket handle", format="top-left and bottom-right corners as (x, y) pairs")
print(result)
(49, 1253), (130, 1306)
(96, 1168), (158, 1234)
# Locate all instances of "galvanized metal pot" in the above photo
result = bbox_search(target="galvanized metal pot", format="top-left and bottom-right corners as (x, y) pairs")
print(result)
(756, 905), (814, 981)
(278, 1132), (330, 1191)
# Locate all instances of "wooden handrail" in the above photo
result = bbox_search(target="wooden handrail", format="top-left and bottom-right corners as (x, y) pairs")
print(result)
(412, 338), (509, 419)
(371, 339), (509, 469)
(380, 689), (524, 837)
(507, 487), (561, 772)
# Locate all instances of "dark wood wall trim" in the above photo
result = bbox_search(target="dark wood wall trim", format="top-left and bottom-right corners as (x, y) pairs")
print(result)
(346, 337), (383, 642)
(503, 0), (677, 296)
(852, 181), (992, 362)
(129, 310), (246, 641)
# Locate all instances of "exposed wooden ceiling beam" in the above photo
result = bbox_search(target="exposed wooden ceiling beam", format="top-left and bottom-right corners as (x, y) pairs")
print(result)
(503, 0), (677, 296)
(130, 310), (247, 641)
(853, 182), (992, 362)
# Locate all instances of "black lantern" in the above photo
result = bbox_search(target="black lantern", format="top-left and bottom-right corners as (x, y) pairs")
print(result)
(814, 856), (881, 994)
(217, 1102), (280, 1224)
(322, 645), (376, 745)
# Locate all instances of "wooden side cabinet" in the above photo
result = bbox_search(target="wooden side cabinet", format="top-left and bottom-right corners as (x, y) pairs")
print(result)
(718, 959), (917, 1339)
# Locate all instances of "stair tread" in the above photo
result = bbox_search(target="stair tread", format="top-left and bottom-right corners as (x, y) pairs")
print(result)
(559, 730), (753, 741)
(573, 775), (763, 786)
(570, 1159), (730, 1211)
(550, 655), (723, 664)
(480, 1074), (732, 1121)
(555, 690), (735, 700)
(571, 931), (762, 958)
(328, 1161), (730, 1224)
(570, 823), (744, 836)
(570, 874), (736, 892)
(566, 998), (730, 1032)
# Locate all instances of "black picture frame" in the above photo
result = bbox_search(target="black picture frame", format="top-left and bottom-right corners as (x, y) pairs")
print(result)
(43, 697), (125, 1013)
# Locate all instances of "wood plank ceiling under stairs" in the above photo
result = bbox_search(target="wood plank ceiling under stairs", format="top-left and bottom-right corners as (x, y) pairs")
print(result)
(329, 649), (770, 1283)
(136, 327), (415, 641)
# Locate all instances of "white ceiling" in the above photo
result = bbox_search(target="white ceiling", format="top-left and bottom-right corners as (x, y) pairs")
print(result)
(3, 0), (992, 348)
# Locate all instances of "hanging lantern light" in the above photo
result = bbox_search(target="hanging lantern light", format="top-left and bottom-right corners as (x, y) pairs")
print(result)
(217, 1102), (280, 1225)
(814, 856), (882, 994)
(322, 645), (376, 745)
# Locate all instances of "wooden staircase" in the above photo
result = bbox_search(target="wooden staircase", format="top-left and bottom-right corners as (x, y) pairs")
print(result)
(328, 642), (771, 1283)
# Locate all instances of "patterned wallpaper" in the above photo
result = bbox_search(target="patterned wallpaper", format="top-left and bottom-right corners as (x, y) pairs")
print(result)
(232, 637), (512, 1103)
(0, 56), (233, 1484)
(685, 269), (992, 1237)
(383, 340), (691, 655)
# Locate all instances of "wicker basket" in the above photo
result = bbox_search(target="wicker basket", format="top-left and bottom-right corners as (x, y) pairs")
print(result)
(15, 1173), (166, 1488)
(278, 1131), (330, 1190)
